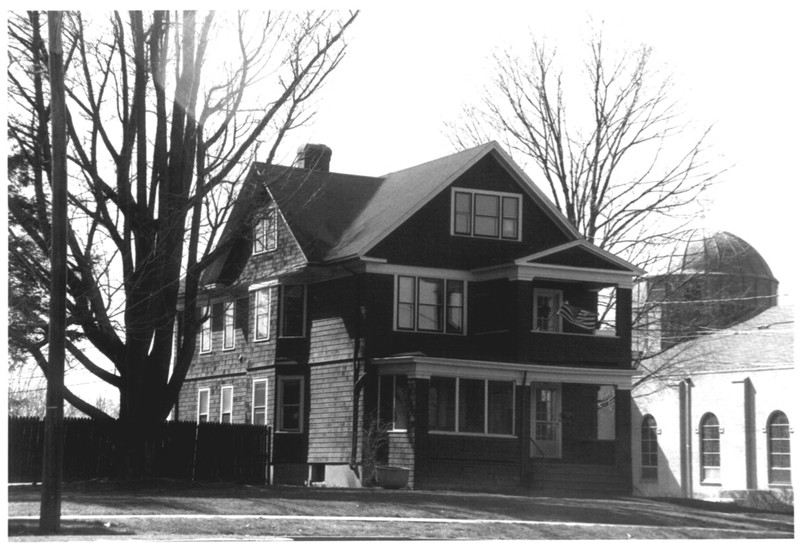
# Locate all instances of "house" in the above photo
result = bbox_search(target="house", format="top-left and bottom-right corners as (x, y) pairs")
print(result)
(176, 142), (644, 492)
(632, 232), (794, 502)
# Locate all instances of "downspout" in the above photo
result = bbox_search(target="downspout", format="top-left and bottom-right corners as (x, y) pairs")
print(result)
(519, 371), (528, 486)
(680, 378), (694, 498)
(350, 273), (365, 474)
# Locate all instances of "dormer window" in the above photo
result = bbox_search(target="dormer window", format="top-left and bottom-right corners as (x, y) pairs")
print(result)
(452, 188), (521, 240)
(253, 206), (277, 254)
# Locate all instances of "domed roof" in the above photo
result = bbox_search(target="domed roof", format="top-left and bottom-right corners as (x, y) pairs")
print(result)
(669, 230), (776, 279)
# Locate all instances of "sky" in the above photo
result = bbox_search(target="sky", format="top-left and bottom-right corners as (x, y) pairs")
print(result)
(277, 1), (799, 303)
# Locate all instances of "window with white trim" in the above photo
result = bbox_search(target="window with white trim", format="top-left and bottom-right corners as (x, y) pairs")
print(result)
(253, 206), (277, 254)
(396, 276), (465, 334)
(641, 415), (658, 480)
(379, 375), (408, 431)
(452, 188), (521, 240)
(220, 386), (233, 423)
(280, 285), (306, 338)
(767, 411), (791, 485)
(252, 379), (268, 426)
(277, 376), (304, 432)
(700, 413), (721, 483)
(200, 305), (212, 353)
(428, 376), (514, 435)
(533, 288), (562, 332)
(197, 388), (210, 423)
(255, 288), (271, 341)
(222, 301), (235, 350)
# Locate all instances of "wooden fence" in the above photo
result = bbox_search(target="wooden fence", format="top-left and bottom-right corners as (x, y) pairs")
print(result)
(8, 417), (271, 484)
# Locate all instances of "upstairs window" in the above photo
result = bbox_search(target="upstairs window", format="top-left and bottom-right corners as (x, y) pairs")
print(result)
(255, 288), (271, 341)
(280, 285), (306, 338)
(396, 276), (465, 334)
(452, 188), (521, 240)
(533, 289), (562, 332)
(200, 305), (212, 353)
(253, 206), (277, 254)
(222, 301), (235, 350)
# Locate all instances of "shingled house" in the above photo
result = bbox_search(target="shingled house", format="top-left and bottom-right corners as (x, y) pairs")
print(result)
(176, 142), (644, 492)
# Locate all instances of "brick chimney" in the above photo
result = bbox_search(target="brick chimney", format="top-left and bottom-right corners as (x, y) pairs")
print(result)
(294, 143), (332, 172)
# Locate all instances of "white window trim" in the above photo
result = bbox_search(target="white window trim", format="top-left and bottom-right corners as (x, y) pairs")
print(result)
(253, 206), (278, 255)
(532, 288), (563, 333)
(277, 376), (304, 433)
(251, 378), (268, 426)
(279, 285), (307, 338)
(200, 305), (212, 353)
(428, 376), (516, 437)
(393, 275), (467, 335)
(450, 188), (522, 241)
(378, 374), (408, 433)
(254, 288), (272, 342)
(222, 301), (235, 350)
(220, 386), (233, 423)
(197, 388), (210, 423)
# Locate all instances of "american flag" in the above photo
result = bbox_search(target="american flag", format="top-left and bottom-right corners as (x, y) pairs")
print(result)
(557, 302), (597, 330)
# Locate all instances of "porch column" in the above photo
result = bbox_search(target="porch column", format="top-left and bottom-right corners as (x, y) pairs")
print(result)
(614, 387), (633, 493)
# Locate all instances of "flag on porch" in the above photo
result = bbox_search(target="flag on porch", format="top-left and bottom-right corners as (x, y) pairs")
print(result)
(557, 302), (597, 330)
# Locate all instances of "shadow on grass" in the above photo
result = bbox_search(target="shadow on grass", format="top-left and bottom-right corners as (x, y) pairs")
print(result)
(9, 519), (135, 537)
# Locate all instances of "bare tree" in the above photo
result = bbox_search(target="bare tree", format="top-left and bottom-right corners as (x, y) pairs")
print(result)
(447, 31), (721, 272)
(7, 9), (358, 450)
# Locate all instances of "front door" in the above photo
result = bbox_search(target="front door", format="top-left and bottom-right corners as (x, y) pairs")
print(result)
(531, 384), (561, 458)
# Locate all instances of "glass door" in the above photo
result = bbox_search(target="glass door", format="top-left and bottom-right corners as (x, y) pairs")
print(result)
(531, 384), (561, 458)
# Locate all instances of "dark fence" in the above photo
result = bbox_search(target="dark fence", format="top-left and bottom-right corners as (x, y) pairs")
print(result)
(8, 417), (271, 484)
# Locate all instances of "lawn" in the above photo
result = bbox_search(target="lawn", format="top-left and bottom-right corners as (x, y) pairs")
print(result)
(7, 480), (794, 540)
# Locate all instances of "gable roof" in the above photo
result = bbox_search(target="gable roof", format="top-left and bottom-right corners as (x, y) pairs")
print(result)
(642, 304), (795, 377)
(263, 141), (581, 263)
(516, 240), (645, 275)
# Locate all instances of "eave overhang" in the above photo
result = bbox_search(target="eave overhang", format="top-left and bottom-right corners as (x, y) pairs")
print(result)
(372, 355), (640, 390)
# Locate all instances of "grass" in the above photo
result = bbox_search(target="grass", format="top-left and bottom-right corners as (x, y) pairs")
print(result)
(7, 479), (794, 540)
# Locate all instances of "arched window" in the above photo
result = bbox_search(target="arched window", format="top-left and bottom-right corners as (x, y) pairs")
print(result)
(641, 415), (658, 480)
(700, 413), (721, 483)
(767, 411), (791, 485)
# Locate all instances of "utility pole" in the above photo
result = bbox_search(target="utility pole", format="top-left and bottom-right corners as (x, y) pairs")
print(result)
(40, 10), (67, 533)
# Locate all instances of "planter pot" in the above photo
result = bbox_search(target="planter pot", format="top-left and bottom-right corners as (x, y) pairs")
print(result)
(375, 466), (409, 489)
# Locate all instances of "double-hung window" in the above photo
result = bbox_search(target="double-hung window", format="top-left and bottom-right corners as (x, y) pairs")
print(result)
(428, 376), (514, 435)
(533, 288), (562, 332)
(277, 376), (304, 432)
(200, 305), (212, 353)
(252, 379), (268, 426)
(280, 285), (306, 337)
(452, 189), (521, 240)
(197, 388), (210, 423)
(396, 276), (465, 334)
(255, 288), (271, 341)
(379, 375), (408, 431)
(220, 386), (233, 423)
(253, 206), (277, 254)
(222, 301), (235, 350)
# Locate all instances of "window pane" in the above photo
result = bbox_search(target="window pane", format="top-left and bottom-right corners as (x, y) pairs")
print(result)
(283, 379), (301, 405)
(535, 292), (560, 332)
(454, 192), (472, 235)
(501, 197), (519, 239)
(487, 381), (514, 435)
(417, 278), (443, 331)
(458, 378), (485, 433)
(255, 289), (270, 340)
(768, 412), (791, 484)
(474, 194), (500, 237)
(474, 216), (498, 237)
(280, 379), (302, 432)
(379, 375), (394, 427)
(200, 305), (212, 352)
(429, 377), (456, 431)
(394, 375), (408, 431)
(281, 285), (305, 337)
(223, 302), (235, 349)
(253, 380), (267, 426)
(446, 281), (464, 333)
(397, 276), (415, 330)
